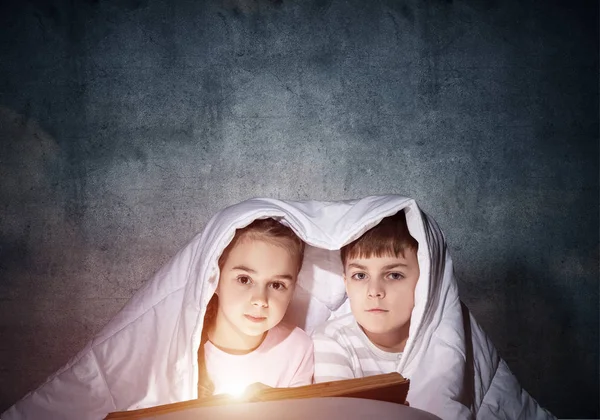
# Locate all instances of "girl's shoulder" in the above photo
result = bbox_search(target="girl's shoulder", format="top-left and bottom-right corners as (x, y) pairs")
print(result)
(269, 322), (313, 350)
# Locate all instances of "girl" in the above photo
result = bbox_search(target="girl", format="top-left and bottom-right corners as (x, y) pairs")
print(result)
(197, 218), (313, 398)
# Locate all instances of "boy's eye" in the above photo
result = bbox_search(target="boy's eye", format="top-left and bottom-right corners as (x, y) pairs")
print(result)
(237, 276), (252, 285)
(270, 282), (287, 291)
(351, 272), (367, 281)
(387, 272), (404, 280)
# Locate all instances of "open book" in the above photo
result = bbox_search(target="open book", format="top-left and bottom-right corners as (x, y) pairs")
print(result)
(105, 372), (409, 419)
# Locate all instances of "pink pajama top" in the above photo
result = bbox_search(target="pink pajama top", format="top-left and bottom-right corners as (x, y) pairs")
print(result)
(204, 323), (314, 395)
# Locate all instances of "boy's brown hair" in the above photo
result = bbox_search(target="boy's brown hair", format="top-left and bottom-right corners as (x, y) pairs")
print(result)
(340, 211), (418, 267)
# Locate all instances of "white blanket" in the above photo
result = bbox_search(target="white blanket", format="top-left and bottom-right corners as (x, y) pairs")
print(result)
(3, 196), (554, 419)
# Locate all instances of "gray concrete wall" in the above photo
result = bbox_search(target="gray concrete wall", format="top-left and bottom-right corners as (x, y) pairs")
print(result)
(0, 0), (597, 417)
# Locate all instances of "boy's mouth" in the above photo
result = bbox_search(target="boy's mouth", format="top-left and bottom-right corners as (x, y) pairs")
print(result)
(244, 314), (267, 323)
(366, 308), (388, 313)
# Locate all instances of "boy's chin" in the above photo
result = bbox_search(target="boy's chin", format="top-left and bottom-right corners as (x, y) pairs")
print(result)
(357, 319), (399, 336)
(361, 324), (392, 335)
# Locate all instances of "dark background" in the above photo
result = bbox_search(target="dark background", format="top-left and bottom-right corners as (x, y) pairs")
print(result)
(0, 0), (597, 417)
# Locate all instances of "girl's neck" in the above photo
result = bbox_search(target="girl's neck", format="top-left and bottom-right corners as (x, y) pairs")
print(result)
(208, 311), (267, 355)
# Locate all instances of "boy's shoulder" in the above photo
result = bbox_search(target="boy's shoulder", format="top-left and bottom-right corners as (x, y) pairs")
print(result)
(312, 313), (358, 338)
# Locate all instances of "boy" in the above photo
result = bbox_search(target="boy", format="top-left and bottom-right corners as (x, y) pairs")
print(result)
(312, 209), (554, 419)
(312, 211), (418, 382)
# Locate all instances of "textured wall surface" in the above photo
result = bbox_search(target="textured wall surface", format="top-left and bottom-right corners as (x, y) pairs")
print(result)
(0, 0), (597, 417)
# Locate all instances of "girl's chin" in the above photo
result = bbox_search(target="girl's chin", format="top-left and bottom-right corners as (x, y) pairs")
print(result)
(238, 323), (270, 337)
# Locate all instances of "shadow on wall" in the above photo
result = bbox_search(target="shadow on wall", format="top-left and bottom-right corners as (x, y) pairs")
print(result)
(0, 105), (62, 301)
(498, 260), (598, 418)
(0, 106), (93, 412)
(221, 0), (285, 15)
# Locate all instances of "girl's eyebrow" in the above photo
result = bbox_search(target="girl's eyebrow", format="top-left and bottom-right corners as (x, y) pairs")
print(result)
(272, 274), (294, 281)
(232, 265), (256, 273)
(231, 265), (293, 281)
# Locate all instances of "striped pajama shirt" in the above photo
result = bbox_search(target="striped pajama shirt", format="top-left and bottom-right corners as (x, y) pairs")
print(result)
(312, 313), (403, 383)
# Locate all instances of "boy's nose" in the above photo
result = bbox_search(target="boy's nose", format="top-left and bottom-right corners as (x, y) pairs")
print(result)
(367, 290), (385, 298)
(367, 280), (385, 299)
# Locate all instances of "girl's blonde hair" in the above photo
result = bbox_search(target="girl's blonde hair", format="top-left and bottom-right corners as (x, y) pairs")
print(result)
(197, 218), (305, 398)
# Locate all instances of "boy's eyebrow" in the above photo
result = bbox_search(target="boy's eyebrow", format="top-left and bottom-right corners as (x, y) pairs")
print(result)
(347, 263), (367, 270)
(346, 262), (408, 270)
(382, 263), (408, 270)
(231, 265), (294, 281)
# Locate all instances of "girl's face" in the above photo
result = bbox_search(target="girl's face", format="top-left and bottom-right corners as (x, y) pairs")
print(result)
(213, 238), (299, 351)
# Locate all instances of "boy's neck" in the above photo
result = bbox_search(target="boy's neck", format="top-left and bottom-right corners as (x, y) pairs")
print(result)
(360, 323), (409, 353)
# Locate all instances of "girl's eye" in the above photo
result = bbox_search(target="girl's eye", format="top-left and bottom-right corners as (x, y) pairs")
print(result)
(270, 282), (287, 291)
(351, 272), (367, 281)
(237, 276), (252, 285)
(387, 272), (404, 280)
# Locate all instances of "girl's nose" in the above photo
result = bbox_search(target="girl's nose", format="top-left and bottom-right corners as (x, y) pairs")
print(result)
(251, 288), (268, 307)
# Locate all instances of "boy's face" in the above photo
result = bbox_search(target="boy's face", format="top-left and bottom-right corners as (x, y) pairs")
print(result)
(344, 249), (420, 342)
(215, 238), (298, 345)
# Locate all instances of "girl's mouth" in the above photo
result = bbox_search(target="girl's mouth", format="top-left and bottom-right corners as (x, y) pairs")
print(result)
(244, 314), (267, 323)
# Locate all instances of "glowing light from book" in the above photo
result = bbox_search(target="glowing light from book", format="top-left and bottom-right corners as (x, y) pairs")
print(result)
(221, 381), (248, 398)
